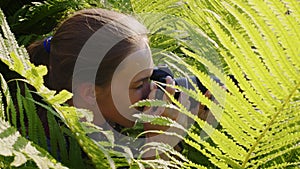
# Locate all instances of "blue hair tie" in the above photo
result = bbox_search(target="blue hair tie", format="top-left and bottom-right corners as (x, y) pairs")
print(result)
(43, 36), (52, 54)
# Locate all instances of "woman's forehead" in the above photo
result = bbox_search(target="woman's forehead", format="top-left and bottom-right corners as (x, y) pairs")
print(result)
(110, 46), (153, 81)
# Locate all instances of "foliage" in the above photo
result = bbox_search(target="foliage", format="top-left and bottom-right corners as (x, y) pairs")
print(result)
(0, 81), (68, 168)
(0, 0), (87, 46)
(0, 117), (67, 169)
(0, 0), (133, 47)
(0, 0), (300, 169)
(131, 0), (300, 168)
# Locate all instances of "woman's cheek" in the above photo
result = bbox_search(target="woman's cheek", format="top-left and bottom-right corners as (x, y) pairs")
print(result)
(129, 82), (150, 105)
(129, 89), (142, 104)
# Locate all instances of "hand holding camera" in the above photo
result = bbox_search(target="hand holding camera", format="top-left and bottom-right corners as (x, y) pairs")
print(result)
(143, 65), (202, 133)
(142, 75), (191, 159)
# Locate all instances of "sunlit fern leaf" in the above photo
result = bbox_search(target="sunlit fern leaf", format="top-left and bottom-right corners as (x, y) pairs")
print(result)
(0, 118), (67, 168)
(0, 74), (15, 123)
(246, 0), (300, 68)
(132, 0), (184, 15)
(131, 0), (300, 168)
(222, 1), (296, 93)
(0, 75), (6, 119)
(136, 76), (247, 167)
(225, 0), (299, 93)
(134, 11), (224, 72)
(166, 53), (263, 144)
(0, 12), (30, 69)
(281, 0), (300, 24)
(133, 113), (187, 132)
(208, 2), (297, 169)
(205, 1), (300, 168)
(134, 12), (186, 65)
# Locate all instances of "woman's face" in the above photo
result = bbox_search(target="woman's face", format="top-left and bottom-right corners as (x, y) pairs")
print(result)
(95, 44), (153, 127)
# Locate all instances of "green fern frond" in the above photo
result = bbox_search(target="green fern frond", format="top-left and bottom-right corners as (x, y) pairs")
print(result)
(16, 83), (25, 136)
(281, 0), (300, 24)
(47, 109), (59, 160)
(163, 59), (263, 166)
(265, 161), (300, 169)
(166, 52), (264, 144)
(22, 85), (41, 144)
(246, 0), (300, 67)
(265, 0), (300, 41)
(209, 16), (283, 109)
(171, 49), (266, 126)
(227, 0), (299, 88)
(67, 135), (85, 169)
(132, 0), (183, 14)
(134, 114), (187, 133)
(0, 92), (3, 120)
(254, 132), (300, 159)
(132, 0), (300, 168)
(0, 118), (67, 168)
(204, 1), (299, 167)
(184, 134), (229, 168)
(45, 107), (72, 164)
(0, 74), (12, 122)
(139, 142), (188, 168)
(251, 146), (300, 168)
(161, 86), (250, 164)
(207, 17), (274, 113)
(222, 1), (294, 96)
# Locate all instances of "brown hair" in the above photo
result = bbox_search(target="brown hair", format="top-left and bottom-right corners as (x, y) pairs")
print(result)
(27, 8), (148, 92)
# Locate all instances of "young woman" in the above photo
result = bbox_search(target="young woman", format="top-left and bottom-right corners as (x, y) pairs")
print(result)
(27, 8), (210, 159)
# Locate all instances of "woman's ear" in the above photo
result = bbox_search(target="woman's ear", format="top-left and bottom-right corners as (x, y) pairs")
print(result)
(73, 82), (97, 108)
(73, 83), (108, 126)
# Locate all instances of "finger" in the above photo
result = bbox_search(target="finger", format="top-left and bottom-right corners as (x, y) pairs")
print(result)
(142, 82), (156, 112)
(162, 76), (176, 103)
(150, 81), (157, 90)
(148, 82), (158, 100)
(177, 92), (190, 127)
(176, 110), (189, 129)
(178, 92), (190, 109)
(143, 83), (165, 115)
(164, 76), (176, 96)
(143, 88), (158, 113)
(160, 107), (178, 120)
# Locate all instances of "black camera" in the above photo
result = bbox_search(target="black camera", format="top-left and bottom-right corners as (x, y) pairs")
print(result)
(150, 65), (208, 98)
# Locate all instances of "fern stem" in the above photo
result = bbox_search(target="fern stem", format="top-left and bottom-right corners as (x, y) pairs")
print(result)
(241, 81), (300, 168)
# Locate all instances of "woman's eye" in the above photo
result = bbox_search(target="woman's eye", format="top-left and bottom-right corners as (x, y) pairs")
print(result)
(136, 83), (144, 89)
(132, 78), (149, 90)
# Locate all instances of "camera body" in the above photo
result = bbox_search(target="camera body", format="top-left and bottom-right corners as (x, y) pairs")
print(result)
(150, 65), (207, 94)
